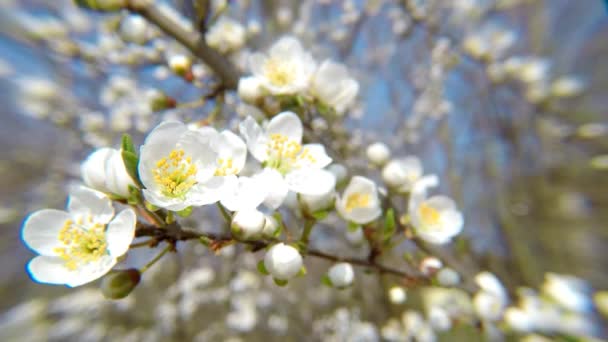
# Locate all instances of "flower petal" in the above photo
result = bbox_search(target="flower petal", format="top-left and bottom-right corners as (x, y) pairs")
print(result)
(65, 255), (117, 287)
(285, 168), (336, 196)
(67, 186), (114, 224)
(106, 209), (137, 257)
(266, 111), (302, 143)
(104, 149), (135, 198)
(269, 36), (304, 60)
(27, 255), (75, 286)
(298, 144), (332, 169)
(142, 189), (189, 212)
(216, 130), (247, 174)
(254, 168), (288, 209)
(239, 116), (268, 162)
(220, 176), (267, 212)
(138, 121), (186, 191)
(179, 129), (217, 182)
(22, 209), (70, 256)
(81, 147), (113, 193)
(249, 53), (268, 78)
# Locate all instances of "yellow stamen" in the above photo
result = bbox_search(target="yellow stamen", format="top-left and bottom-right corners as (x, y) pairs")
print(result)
(53, 216), (107, 270)
(265, 133), (316, 174)
(264, 59), (296, 86)
(214, 157), (237, 176)
(345, 193), (370, 212)
(153, 149), (198, 198)
(419, 203), (441, 225)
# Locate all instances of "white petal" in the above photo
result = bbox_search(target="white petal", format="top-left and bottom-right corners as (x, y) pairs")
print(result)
(186, 176), (228, 207)
(220, 176), (266, 212)
(248, 53), (268, 78)
(104, 149), (135, 197)
(142, 189), (189, 212)
(298, 144), (332, 169)
(22, 209), (69, 256)
(65, 255), (116, 287)
(285, 168), (336, 196)
(239, 116), (268, 162)
(440, 209), (464, 236)
(217, 130), (247, 173)
(266, 111), (302, 143)
(426, 195), (457, 211)
(27, 256), (75, 286)
(269, 36), (304, 59)
(254, 168), (288, 209)
(343, 176), (377, 199)
(81, 147), (112, 192)
(106, 209), (137, 257)
(67, 186), (114, 224)
(138, 121), (186, 191)
(179, 129), (217, 182)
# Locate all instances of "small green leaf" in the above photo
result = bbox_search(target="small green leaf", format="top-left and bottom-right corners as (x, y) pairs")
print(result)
(126, 185), (141, 205)
(297, 266), (307, 277)
(321, 274), (333, 287)
(121, 134), (136, 154)
(175, 206), (193, 217)
(383, 208), (396, 243)
(257, 260), (269, 275)
(312, 210), (329, 220)
(121, 150), (141, 186)
(273, 278), (288, 287)
(347, 222), (360, 232)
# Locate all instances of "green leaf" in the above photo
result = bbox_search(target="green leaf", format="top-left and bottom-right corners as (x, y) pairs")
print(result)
(273, 278), (288, 287)
(383, 208), (396, 243)
(312, 210), (329, 220)
(321, 274), (333, 287)
(257, 260), (269, 275)
(126, 185), (141, 205)
(175, 206), (193, 217)
(347, 222), (360, 232)
(121, 150), (141, 187)
(121, 134), (136, 154)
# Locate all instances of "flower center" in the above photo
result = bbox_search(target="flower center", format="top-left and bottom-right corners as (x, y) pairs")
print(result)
(265, 133), (316, 174)
(153, 149), (198, 198)
(345, 193), (370, 212)
(264, 59), (296, 87)
(419, 203), (441, 225)
(54, 216), (107, 271)
(214, 157), (237, 176)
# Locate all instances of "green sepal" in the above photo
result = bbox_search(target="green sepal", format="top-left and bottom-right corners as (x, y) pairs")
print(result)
(175, 206), (193, 217)
(347, 222), (360, 232)
(321, 274), (333, 287)
(126, 185), (141, 205)
(273, 278), (288, 287)
(272, 212), (284, 238)
(74, 0), (126, 12)
(297, 266), (307, 277)
(145, 201), (159, 212)
(383, 208), (396, 244)
(165, 211), (175, 224)
(257, 260), (269, 275)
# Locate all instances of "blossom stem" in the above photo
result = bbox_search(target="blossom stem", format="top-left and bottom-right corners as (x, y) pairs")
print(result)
(135, 205), (166, 227)
(297, 218), (316, 252)
(129, 239), (156, 248)
(140, 244), (172, 274)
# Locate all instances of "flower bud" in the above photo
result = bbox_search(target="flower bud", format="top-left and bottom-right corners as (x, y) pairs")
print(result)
(388, 286), (407, 304)
(74, 0), (126, 12)
(100, 269), (140, 299)
(382, 157), (422, 191)
(264, 243), (302, 281)
(231, 209), (265, 240)
(327, 163), (348, 185)
(81, 147), (136, 198)
(366, 142), (391, 166)
(168, 54), (192, 78)
(238, 76), (264, 104)
(327, 262), (354, 288)
(419, 257), (442, 276)
(119, 15), (150, 45)
(436, 268), (460, 286)
(261, 215), (279, 238)
(550, 76), (584, 98)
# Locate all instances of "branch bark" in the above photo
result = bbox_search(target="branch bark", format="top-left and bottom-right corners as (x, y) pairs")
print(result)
(128, 0), (241, 89)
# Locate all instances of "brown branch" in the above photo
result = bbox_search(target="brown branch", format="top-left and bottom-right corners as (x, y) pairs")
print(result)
(134, 223), (427, 284)
(127, 0), (240, 89)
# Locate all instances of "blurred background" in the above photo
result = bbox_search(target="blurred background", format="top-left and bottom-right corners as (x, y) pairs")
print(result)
(0, 0), (606, 340)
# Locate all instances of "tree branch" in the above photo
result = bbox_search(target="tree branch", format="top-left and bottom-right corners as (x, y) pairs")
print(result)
(127, 0), (240, 89)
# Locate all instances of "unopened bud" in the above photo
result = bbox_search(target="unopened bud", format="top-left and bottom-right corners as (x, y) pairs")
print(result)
(261, 215), (279, 238)
(100, 268), (140, 299)
(366, 142), (391, 166)
(231, 209), (265, 240)
(327, 262), (354, 288)
(388, 286), (407, 304)
(119, 15), (150, 45)
(238, 76), (264, 104)
(168, 54), (192, 78)
(419, 257), (442, 276)
(264, 243), (302, 281)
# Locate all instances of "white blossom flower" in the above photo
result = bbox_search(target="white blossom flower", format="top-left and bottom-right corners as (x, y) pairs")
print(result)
(366, 142), (391, 166)
(138, 121), (221, 211)
(205, 16), (246, 53)
(119, 15), (151, 45)
(473, 272), (508, 321)
(336, 176), (382, 225)
(550, 76), (585, 98)
(231, 208), (266, 240)
(261, 215), (279, 238)
(299, 189), (335, 214)
(239, 112), (335, 208)
(382, 156), (423, 192)
(409, 183), (463, 244)
(238, 76), (264, 104)
(248, 36), (317, 95)
(542, 273), (591, 313)
(264, 243), (303, 281)
(327, 262), (354, 288)
(22, 186), (136, 287)
(81, 147), (136, 198)
(311, 60), (359, 114)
